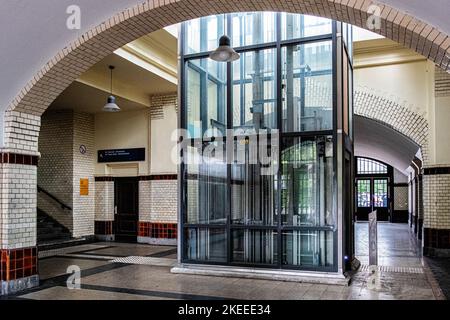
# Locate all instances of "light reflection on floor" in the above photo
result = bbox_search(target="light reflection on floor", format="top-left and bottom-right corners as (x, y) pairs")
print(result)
(7, 223), (441, 300)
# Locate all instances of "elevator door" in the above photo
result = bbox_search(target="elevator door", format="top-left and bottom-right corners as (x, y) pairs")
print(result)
(115, 177), (139, 242)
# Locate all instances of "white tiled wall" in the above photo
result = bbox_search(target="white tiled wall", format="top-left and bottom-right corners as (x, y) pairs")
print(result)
(423, 173), (450, 229)
(37, 110), (73, 230)
(0, 164), (37, 249)
(139, 180), (177, 223)
(72, 112), (95, 238)
(95, 181), (114, 221)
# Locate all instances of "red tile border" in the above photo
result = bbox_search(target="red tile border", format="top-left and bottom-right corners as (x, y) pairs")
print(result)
(0, 152), (39, 166)
(138, 222), (177, 239)
(0, 247), (38, 281)
(95, 221), (114, 235)
(424, 228), (450, 249)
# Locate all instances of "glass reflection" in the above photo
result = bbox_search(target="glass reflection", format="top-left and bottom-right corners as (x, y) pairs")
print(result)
(186, 58), (227, 138)
(281, 136), (334, 226)
(282, 41), (333, 132)
(232, 229), (278, 265)
(232, 48), (277, 130)
(186, 144), (227, 224)
(181, 12), (351, 272)
(186, 228), (227, 262)
(231, 12), (276, 47)
(282, 231), (333, 267)
(281, 13), (332, 40)
(184, 15), (226, 54)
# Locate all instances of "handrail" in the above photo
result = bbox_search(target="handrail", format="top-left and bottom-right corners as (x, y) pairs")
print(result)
(37, 185), (72, 211)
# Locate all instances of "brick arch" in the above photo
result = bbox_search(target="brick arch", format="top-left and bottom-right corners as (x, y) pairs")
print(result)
(3, 0), (448, 154)
(354, 87), (429, 165)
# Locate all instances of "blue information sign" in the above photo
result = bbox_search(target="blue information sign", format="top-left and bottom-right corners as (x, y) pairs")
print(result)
(98, 148), (145, 163)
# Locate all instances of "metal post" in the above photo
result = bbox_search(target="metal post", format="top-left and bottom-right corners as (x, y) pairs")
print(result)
(368, 210), (378, 266)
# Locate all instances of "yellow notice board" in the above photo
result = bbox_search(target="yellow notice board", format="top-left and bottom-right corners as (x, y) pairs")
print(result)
(80, 178), (89, 196)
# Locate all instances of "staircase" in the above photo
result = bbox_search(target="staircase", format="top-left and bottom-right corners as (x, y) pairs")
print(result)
(37, 208), (72, 243)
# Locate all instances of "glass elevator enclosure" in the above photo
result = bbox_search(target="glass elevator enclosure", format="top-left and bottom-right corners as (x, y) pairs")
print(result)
(179, 12), (354, 273)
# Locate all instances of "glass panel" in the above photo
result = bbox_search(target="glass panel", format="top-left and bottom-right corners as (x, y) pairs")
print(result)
(282, 230), (334, 268)
(181, 11), (341, 271)
(348, 62), (353, 138)
(185, 228), (227, 262)
(342, 23), (348, 46)
(357, 158), (387, 174)
(231, 12), (276, 47)
(374, 179), (388, 208)
(231, 142), (277, 226)
(282, 41), (333, 132)
(186, 58), (227, 138)
(232, 48), (277, 130)
(348, 25), (353, 61)
(232, 229), (278, 265)
(343, 50), (349, 135)
(185, 143), (227, 224)
(281, 136), (334, 227)
(357, 179), (371, 208)
(281, 13), (332, 40)
(184, 14), (226, 54)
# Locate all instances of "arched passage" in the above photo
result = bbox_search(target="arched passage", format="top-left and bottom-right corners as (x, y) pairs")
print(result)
(354, 88), (428, 165)
(0, 1), (445, 295)
(2, 0), (449, 152)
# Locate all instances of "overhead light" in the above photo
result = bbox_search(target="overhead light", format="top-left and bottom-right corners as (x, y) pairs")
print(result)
(209, 15), (239, 63)
(103, 65), (120, 112)
(210, 35), (240, 62)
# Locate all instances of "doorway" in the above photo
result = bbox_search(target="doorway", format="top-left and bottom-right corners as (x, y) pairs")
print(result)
(114, 177), (139, 242)
(355, 158), (392, 222)
(356, 178), (389, 221)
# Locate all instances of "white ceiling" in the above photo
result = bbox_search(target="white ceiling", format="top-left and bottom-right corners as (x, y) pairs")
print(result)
(48, 29), (177, 113)
(354, 115), (420, 173)
(49, 81), (147, 113)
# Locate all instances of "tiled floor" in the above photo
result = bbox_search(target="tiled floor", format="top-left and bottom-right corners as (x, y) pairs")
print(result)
(424, 257), (450, 299)
(4, 223), (444, 300)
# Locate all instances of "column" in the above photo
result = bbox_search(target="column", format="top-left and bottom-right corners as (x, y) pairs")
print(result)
(1, 111), (40, 295)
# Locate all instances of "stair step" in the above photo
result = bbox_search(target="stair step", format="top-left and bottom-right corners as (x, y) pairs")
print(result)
(38, 227), (67, 234)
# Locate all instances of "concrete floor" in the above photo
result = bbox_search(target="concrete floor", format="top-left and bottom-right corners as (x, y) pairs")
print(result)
(5, 223), (444, 300)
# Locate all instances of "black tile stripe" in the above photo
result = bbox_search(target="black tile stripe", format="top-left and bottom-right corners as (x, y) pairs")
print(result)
(2, 262), (130, 299)
(6, 257), (228, 300)
(147, 248), (178, 258)
(139, 174), (178, 181)
(95, 175), (178, 181)
(94, 177), (114, 181)
(71, 284), (230, 300)
(55, 255), (112, 262)
(68, 246), (118, 255)
(66, 252), (129, 258)
(393, 183), (409, 187)
(424, 167), (450, 175)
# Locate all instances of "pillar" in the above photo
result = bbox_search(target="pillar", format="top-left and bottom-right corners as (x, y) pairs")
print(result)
(1, 111), (40, 295)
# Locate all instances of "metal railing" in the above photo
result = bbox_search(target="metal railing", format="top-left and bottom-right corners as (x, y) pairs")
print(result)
(37, 185), (72, 211)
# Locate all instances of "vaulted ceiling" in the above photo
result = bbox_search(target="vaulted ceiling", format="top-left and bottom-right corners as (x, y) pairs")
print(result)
(354, 115), (420, 174)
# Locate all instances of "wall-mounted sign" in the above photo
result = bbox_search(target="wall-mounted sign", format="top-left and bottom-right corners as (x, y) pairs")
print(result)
(80, 178), (89, 196)
(98, 148), (145, 163)
(79, 145), (87, 154)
